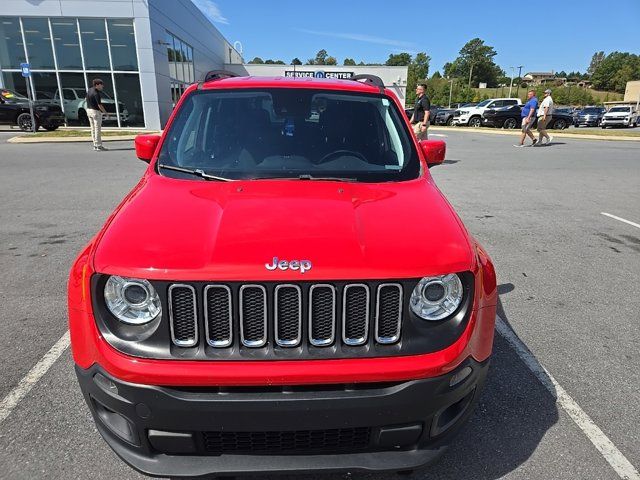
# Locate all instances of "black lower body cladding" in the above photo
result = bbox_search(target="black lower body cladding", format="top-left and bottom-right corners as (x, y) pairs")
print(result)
(75, 358), (489, 478)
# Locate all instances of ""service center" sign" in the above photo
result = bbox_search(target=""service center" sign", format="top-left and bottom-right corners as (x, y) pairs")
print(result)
(284, 70), (354, 79)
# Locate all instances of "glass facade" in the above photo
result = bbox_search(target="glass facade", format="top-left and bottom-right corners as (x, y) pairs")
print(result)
(0, 16), (144, 127)
(165, 30), (194, 107)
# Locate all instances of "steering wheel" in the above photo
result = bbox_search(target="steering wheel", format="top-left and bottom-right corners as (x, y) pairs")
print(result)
(318, 150), (367, 164)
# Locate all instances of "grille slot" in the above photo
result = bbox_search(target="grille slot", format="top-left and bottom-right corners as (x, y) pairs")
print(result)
(204, 285), (232, 347)
(168, 284), (198, 347)
(342, 284), (370, 346)
(309, 285), (336, 347)
(239, 285), (267, 347)
(274, 285), (302, 347)
(202, 427), (371, 454)
(375, 284), (403, 344)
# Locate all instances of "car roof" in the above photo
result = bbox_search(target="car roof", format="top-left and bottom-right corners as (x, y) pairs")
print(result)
(198, 76), (385, 95)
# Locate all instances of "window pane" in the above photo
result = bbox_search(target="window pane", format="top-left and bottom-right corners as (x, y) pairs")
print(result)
(0, 17), (26, 69)
(107, 19), (137, 71)
(114, 73), (144, 126)
(2, 71), (29, 97)
(79, 19), (110, 70)
(22, 18), (55, 69)
(51, 18), (82, 69)
(58, 72), (86, 124)
(165, 31), (175, 62)
(179, 40), (187, 82)
(31, 72), (60, 109)
(188, 46), (194, 83)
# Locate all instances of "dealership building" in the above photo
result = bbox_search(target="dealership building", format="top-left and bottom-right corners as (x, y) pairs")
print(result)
(0, 0), (242, 130)
(0, 0), (410, 130)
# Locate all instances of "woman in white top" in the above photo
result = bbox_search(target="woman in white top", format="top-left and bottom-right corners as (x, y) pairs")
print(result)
(537, 89), (554, 145)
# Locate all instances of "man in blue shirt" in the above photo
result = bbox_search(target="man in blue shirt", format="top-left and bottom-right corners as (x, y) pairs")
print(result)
(515, 90), (539, 147)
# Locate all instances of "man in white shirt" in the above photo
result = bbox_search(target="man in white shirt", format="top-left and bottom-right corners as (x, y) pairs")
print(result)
(536, 89), (554, 145)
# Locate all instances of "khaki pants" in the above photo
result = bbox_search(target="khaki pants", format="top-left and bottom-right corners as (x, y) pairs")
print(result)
(537, 115), (552, 137)
(413, 121), (429, 140)
(87, 109), (103, 147)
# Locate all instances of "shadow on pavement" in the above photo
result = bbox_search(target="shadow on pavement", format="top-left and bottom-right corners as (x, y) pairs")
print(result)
(258, 289), (560, 480)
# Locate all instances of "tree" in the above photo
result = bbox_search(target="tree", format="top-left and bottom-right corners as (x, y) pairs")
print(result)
(248, 57), (264, 64)
(588, 51), (606, 76)
(406, 52), (431, 104)
(444, 38), (502, 88)
(431, 71), (442, 79)
(308, 49), (329, 65)
(343, 58), (356, 66)
(591, 52), (640, 92)
(385, 52), (412, 66)
(291, 57), (302, 65)
(325, 56), (337, 66)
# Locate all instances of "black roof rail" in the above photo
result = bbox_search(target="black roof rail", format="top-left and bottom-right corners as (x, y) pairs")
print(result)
(351, 74), (385, 93)
(198, 70), (241, 89)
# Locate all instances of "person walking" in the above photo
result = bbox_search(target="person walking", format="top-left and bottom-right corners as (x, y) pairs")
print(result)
(86, 78), (108, 151)
(514, 89), (539, 147)
(410, 83), (431, 140)
(536, 88), (554, 145)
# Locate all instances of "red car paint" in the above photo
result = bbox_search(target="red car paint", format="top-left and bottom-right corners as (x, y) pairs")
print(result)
(68, 76), (497, 385)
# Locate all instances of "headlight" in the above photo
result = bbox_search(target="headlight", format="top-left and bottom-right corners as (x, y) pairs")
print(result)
(104, 275), (161, 324)
(410, 274), (463, 321)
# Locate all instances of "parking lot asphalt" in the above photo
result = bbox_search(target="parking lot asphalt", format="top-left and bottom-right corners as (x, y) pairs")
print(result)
(0, 133), (638, 479)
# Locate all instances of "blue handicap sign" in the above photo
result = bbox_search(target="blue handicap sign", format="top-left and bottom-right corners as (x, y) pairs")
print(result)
(20, 63), (30, 77)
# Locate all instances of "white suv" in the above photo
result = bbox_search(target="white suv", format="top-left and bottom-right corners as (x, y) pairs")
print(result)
(453, 98), (522, 127)
(601, 106), (638, 128)
(53, 88), (128, 125)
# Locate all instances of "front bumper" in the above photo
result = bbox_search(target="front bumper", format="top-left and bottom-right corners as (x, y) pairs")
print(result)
(76, 357), (489, 477)
(452, 116), (468, 125)
(601, 119), (631, 126)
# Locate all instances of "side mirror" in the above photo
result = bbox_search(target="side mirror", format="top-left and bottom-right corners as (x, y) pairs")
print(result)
(135, 134), (161, 163)
(420, 139), (446, 168)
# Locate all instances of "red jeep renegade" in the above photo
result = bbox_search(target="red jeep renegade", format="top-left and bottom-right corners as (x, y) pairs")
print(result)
(68, 72), (497, 478)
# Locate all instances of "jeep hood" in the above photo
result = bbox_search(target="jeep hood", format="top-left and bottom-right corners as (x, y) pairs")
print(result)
(93, 175), (475, 281)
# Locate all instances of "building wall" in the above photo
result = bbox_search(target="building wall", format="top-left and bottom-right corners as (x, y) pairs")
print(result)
(148, 0), (242, 128)
(225, 64), (409, 106)
(624, 80), (640, 103)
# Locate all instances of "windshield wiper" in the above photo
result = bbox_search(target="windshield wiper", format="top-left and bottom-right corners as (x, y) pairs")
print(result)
(158, 164), (232, 182)
(297, 174), (357, 182)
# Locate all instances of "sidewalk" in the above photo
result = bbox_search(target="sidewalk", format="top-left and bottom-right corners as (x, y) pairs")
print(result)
(429, 126), (640, 142)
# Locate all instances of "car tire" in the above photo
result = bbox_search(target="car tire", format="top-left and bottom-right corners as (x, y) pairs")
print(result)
(468, 116), (482, 128)
(44, 125), (59, 131)
(553, 119), (567, 130)
(16, 112), (37, 132)
(446, 117), (453, 126)
(601, 125), (606, 129)
(503, 118), (518, 129)
(78, 109), (89, 126)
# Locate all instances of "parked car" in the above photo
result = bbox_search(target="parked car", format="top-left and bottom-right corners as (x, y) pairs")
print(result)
(574, 107), (606, 127)
(0, 88), (65, 131)
(69, 72), (497, 479)
(482, 105), (573, 130)
(453, 98), (522, 127)
(53, 87), (128, 125)
(405, 105), (444, 124)
(434, 103), (478, 126)
(600, 105), (638, 128)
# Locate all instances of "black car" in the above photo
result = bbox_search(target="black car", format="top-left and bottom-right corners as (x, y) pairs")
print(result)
(434, 103), (478, 126)
(482, 104), (573, 130)
(0, 89), (65, 131)
(574, 107), (606, 127)
(405, 105), (444, 124)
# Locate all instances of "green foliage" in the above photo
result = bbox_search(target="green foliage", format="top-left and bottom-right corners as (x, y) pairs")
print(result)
(291, 57), (302, 65)
(247, 57), (264, 64)
(415, 78), (475, 106)
(307, 49), (328, 65)
(343, 58), (356, 66)
(405, 52), (431, 105)
(443, 38), (503, 88)
(431, 71), (442, 79)
(588, 51), (605, 76)
(325, 56), (337, 66)
(264, 59), (285, 64)
(590, 52), (640, 92)
(385, 53), (412, 66)
(531, 85), (596, 106)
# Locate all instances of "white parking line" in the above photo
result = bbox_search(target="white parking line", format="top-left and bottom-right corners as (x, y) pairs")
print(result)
(601, 212), (640, 230)
(496, 317), (640, 480)
(428, 133), (447, 138)
(0, 331), (70, 425)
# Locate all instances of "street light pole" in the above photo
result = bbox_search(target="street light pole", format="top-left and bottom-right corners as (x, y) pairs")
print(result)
(448, 78), (454, 108)
(515, 65), (524, 98)
(509, 66), (515, 97)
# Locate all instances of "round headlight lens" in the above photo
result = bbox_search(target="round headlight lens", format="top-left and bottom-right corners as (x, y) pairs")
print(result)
(104, 275), (161, 325)
(410, 274), (463, 321)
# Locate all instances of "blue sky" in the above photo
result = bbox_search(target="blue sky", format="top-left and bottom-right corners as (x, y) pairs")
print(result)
(192, 0), (640, 74)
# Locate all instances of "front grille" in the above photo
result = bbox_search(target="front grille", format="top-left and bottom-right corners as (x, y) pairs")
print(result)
(168, 285), (198, 347)
(168, 281), (403, 350)
(202, 427), (371, 455)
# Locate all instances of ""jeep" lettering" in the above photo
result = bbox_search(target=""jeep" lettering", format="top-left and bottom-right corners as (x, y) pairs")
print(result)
(265, 257), (312, 274)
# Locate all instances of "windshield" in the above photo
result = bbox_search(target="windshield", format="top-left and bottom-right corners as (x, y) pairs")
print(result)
(476, 100), (491, 108)
(157, 88), (419, 182)
(608, 107), (630, 113)
(582, 108), (602, 114)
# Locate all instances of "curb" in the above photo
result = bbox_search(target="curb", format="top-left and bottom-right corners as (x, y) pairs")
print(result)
(429, 126), (640, 142)
(8, 135), (139, 144)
